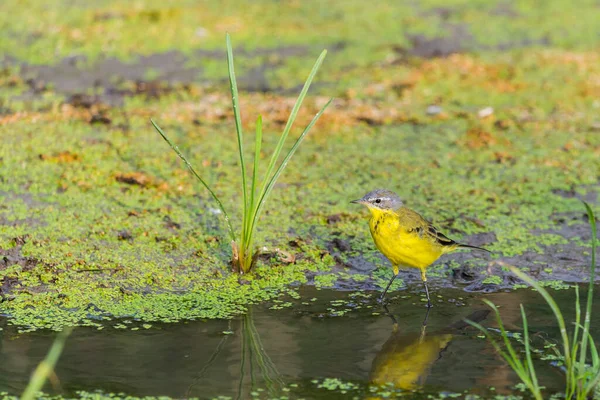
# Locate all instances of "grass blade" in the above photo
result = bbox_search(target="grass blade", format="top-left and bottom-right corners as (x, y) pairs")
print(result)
(571, 285), (582, 391)
(468, 303), (543, 400)
(226, 33), (249, 224)
(466, 319), (505, 357)
(578, 201), (597, 377)
(251, 116), (263, 209)
(467, 318), (542, 399)
(521, 304), (540, 391)
(484, 300), (525, 373)
(572, 285), (581, 362)
(244, 115), (263, 247)
(257, 50), (327, 205)
(584, 370), (600, 399)
(510, 266), (571, 370)
(151, 119), (236, 242)
(589, 332), (599, 368)
(21, 327), (72, 400)
(472, 202), (597, 400)
(248, 98), (333, 240)
(572, 325), (600, 394)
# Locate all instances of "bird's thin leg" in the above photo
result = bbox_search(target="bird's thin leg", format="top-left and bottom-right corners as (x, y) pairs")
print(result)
(420, 269), (432, 308)
(379, 274), (397, 303)
(381, 304), (398, 326)
(422, 306), (431, 327)
(418, 307), (431, 343)
(422, 280), (432, 308)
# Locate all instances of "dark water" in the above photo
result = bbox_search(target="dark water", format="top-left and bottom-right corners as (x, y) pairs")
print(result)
(0, 286), (597, 399)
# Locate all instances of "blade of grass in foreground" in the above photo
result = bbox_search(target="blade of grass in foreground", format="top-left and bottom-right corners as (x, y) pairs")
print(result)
(467, 302), (544, 400)
(509, 266), (572, 371)
(256, 50), (328, 205)
(521, 304), (540, 391)
(244, 115), (263, 247)
(21, 327), (72, 400)
(578, 202), (597, 377)
(248, 98), (333, 244)
(151, 119), (236, 242)
(580, 201), (597, 398)
(468, 202), (598, 400)
(226, 33), (249, 218)
(239, 49), (331, 270)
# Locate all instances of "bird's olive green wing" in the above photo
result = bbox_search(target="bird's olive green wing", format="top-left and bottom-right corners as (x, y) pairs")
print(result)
(425, 224), (458, 248)
(397, 207), (458, 248)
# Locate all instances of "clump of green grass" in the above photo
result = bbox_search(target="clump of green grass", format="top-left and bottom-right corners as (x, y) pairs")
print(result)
(151, 34), (331, 273)
(468, 201), (598, 400)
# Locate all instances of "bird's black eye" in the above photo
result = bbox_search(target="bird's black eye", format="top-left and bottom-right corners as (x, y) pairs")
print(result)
(375, 199), (381, 204)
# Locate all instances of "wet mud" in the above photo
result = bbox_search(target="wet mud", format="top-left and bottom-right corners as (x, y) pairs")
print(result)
(1, 45), (322, 106)
(0, 236), (38, 302)
(1, 22), (552, 108)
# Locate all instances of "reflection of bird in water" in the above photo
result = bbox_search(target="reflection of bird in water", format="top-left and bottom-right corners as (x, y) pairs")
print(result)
(368, 308), (489, 395)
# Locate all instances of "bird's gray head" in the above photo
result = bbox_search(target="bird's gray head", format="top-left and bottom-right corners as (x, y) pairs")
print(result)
(351, 189), (403, 210)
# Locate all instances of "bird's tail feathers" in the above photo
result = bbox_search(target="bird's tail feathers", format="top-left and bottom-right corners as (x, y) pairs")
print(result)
(458, 243), (491, 253)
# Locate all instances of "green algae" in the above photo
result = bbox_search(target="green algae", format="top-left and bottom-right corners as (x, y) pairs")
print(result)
(1, 95), (599, 329)
(482, 275), (503, 285)
(314, 274), (337, 288)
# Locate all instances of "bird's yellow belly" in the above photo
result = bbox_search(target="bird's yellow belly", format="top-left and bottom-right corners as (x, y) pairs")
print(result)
(369, 214), (442, 269)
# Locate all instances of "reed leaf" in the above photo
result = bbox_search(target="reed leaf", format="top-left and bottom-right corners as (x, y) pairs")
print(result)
(258, 49), (327, 200)
(248, 98), (333, 242)
(578, 201), (597, 380)
(226, 33), (249, 220)
(151, 120), (236, 242)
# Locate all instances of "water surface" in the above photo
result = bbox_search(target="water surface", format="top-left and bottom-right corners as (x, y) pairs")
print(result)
(0, 286), (594, 399)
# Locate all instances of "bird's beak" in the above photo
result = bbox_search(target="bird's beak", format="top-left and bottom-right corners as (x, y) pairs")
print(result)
(350, 199), (363, 204)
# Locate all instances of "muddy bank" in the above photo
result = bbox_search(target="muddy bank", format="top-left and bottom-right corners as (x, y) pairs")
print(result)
(1, 44), (334, 106)
(2, 194), (595, 306)
(0, 23), (553, 107)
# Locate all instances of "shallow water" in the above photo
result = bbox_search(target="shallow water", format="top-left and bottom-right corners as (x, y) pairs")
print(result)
(0, 286), (596, 399)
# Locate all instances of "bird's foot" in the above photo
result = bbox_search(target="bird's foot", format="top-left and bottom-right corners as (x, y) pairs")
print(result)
(425, 301), (433, 309)
(377, 295), (387, 304)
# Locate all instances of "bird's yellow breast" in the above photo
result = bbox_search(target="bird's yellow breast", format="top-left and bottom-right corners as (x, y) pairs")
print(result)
(368, 208), (443, 270)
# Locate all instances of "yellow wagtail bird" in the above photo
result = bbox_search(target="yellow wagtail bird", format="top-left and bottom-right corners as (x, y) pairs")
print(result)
(352, 189), (490, 307)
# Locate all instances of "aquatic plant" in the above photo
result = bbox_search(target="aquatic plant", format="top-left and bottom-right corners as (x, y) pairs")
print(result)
(21, 327), (72, 400)
(151, 34), (331, 273)
(468, 201), (598, 400)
